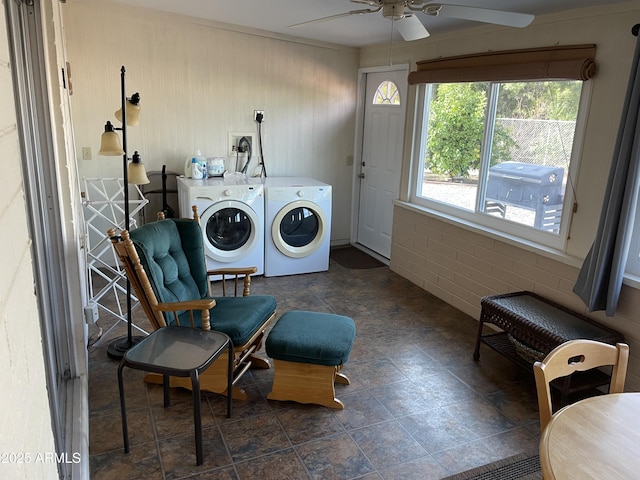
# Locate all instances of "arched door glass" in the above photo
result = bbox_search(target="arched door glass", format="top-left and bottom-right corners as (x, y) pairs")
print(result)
(373, 80), (401, 105)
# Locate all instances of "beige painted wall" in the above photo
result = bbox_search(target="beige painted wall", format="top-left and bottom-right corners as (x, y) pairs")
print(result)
(0, 3), (58, 478)
(62, 0), (360, 244)
(359, 2), (640, 390)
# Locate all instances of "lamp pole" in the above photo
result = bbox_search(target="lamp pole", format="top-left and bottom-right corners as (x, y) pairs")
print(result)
(106, 66), (145, 359)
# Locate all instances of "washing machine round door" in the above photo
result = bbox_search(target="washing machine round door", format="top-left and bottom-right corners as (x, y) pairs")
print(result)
(271, 200), (328, 258)
(200, 200), (259, 262)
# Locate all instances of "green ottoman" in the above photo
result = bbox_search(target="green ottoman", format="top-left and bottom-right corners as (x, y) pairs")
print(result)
(265, 310), (356, 409)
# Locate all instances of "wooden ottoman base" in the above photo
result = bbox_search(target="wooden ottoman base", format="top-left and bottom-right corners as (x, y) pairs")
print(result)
(265, 310), (356, 409)
(267, 359), (350, 409)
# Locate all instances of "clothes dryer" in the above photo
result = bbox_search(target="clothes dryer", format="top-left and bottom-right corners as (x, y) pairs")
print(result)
(264, 177), (331, 277)
(177, 176), (264, 276)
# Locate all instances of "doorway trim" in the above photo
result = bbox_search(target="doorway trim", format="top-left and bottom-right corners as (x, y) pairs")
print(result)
(6, 0), (88, 477)
(350, 63), (409, 263)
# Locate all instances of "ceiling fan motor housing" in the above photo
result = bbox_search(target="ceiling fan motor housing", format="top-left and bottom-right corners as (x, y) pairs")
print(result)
(382, 2), (406, 20)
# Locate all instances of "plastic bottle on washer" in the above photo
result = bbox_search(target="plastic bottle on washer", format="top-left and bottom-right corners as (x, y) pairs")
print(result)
(191, 157), (204, 180)
(184, 149), (207, 177)
(196, 149), (207, 179)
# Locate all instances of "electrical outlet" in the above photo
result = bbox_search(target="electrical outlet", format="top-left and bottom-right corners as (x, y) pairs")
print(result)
(84, 302), (99, 323)
(82, 147), (92, 160)
(254, 110), (264, 122)
(228, 132), (253, 156)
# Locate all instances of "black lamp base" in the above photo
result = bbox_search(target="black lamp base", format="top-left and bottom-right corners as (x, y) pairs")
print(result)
(107, 335), (146, 360)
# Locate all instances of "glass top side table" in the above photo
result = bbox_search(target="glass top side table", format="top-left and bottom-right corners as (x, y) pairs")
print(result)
(117, 326), (233, 465)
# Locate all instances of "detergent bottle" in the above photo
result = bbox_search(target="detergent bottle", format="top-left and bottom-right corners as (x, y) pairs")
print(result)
(184, 149), (206, 177)
(191, 157), (204, 180)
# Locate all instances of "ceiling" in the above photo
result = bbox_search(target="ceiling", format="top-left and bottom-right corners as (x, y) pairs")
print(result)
(106, 0), (626, 48)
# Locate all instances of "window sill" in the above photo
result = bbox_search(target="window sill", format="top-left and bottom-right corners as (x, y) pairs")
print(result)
(623, 274), (640, 290)
(394, 200), (584, 268)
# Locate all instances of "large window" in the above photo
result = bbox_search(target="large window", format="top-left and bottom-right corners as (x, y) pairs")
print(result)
(411, 78), (588, 249)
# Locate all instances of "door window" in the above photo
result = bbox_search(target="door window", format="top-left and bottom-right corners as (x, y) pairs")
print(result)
(373, 80), (401, 105)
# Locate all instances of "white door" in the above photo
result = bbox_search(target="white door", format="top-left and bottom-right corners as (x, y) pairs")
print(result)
(356, 68), (408, 258)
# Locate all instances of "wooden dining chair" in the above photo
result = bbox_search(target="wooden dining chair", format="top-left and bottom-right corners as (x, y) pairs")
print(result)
(533, 339), (629, 431)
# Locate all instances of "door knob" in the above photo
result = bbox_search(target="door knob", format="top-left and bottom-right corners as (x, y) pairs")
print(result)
(358, 173), (365, 179)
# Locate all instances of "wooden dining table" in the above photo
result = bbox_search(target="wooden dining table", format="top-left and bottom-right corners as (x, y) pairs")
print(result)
(539, 392), (640, 479)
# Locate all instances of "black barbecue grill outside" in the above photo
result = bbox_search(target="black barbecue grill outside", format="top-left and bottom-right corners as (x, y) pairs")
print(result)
(485, 162), (564, 233)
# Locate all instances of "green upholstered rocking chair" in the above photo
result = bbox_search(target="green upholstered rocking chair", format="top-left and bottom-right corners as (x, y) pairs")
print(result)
(108, 217), (277, 400)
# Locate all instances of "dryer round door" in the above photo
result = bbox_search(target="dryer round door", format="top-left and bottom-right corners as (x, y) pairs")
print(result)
(200, 200), (260, 263)
(271, 200), (328, 258)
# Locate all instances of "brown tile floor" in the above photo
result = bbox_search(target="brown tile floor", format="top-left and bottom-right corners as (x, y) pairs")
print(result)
(88, 260), (541, 479)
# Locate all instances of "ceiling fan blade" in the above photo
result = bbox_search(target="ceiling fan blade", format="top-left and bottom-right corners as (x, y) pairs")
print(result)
(289, 12), (353, 28)
(435, 4), (534, 28)
(350, 0), (381, 6)
(395, 14), (430, 41)
(289, 7), (380, 28)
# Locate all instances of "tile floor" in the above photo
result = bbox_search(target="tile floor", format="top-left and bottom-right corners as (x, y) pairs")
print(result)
(88, 260), (542, 479)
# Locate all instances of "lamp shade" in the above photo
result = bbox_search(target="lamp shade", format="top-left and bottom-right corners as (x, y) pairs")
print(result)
(115, 92), (141, 126)
(128, 151), (150, 185)
(98, 121), (124, 156)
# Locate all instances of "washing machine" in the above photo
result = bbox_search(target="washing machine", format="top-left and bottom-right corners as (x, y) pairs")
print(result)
(177, 176), (264, 276)
(264, 177), (332, 277)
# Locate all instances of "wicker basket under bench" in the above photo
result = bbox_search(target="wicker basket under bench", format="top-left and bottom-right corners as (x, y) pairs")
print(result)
(474, 291), (625, 404)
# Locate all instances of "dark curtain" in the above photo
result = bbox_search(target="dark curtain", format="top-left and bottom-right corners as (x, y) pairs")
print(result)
(573, 29), (640, 316)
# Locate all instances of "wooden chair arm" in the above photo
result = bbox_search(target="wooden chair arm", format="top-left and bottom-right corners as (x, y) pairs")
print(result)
(207, 267), (258, 276)
(207, 267), (257, 297)
(154, 299), (216, 330)
(155, 299), (216, 311)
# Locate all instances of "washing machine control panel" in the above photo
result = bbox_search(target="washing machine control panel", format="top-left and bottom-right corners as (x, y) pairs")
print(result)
(177, 176), (264, 218)
(188, 185), (263, 203)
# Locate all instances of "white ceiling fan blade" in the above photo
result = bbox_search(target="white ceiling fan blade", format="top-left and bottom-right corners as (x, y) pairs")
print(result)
(395, 14), (430, 41)
(289, 8), (380, 29)
(289, 12), (354, 28)
(350, 0), (382, 6)
(436, 4), (534, 28)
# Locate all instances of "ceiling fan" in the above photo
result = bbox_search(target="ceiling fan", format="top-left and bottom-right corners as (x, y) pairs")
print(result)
(289, 1), (535, 41)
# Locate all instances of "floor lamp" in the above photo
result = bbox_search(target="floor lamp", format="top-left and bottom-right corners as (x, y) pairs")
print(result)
(99, 65), (150, 359)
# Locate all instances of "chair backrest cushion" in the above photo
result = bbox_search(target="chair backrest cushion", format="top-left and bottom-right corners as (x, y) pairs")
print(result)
(130, 219), (208, 304)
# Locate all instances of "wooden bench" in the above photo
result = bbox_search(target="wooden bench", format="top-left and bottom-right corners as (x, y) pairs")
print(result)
(474, 291), (625, 403)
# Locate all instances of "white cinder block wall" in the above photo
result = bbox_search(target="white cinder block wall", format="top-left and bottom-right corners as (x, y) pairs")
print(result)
(390, 205), (640, 392)
(0, 3), (58, 479)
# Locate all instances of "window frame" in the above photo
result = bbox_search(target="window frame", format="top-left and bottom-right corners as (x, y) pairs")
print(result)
(625, 210), (640, 277)
(408, 79), (592, 251)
